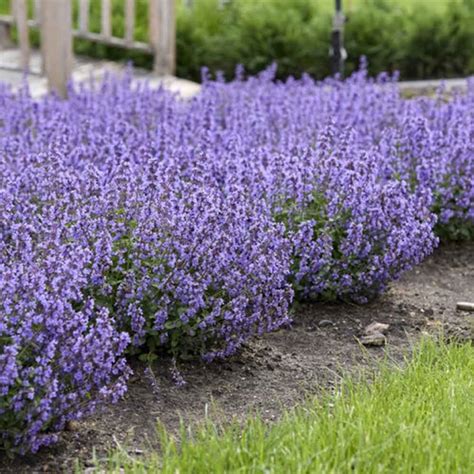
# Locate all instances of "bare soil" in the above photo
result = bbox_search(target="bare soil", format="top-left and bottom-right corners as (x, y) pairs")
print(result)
(1, 241), (473, 474)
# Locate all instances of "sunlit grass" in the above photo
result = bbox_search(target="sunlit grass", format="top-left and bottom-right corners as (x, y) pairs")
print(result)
(83, 338), (474, 473)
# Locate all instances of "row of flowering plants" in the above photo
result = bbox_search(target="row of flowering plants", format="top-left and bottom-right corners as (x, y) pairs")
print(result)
(0, 67), (472, 454)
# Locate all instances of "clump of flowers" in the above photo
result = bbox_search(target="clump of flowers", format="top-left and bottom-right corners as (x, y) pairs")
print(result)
(88, 162), (294, 361)
(283, 143), (438, 302)
(0, 65), (472, 453)
(0, 79), (293, 453)
(0, 156), (131, 453)
(377, 94), (474, 240)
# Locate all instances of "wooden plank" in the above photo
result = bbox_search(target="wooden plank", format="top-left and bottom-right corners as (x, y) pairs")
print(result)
(0, 15), (15, 25)
(0, 15), (38, 28)
(161, 0), (176, 75)
(14, 0), (30, 71)
(149, 0), (176, 76)
(33, 0), (41, 23)
(40, 0), (73, 98)
(125, 0), (135, 44)
(72, 29), (153, 53)
(101, 0), (111, 38)
(37, 0), (45, 74)
(79, 0), (90, 33)
(0, 23), (13, 50)
(148, 0), (159, 57)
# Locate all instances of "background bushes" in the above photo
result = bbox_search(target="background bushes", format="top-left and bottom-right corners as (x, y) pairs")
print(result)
(1, 0), (473, 81)
(177, 0), (474, 81)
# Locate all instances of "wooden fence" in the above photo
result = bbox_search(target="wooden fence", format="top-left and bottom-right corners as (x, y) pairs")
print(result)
(0, 0), (176, 97)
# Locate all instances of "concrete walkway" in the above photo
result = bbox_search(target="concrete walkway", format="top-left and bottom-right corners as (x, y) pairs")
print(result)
(398, 77), (469, 94)
(0, 48), (201, 99)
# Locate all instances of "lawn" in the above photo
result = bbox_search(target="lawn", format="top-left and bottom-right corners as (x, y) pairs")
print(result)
(85, 338), (474, 473)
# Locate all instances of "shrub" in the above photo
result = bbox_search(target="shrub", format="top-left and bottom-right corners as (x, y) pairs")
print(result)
(87, 168), (294, 361)
(185, 0), (474, 81)
(284, 147), (437, 302)
(190, 68), (440, 301)
(0, 78), (293, 453)
(0, 65), (472, 453)
(1, 0), (473, 81)
(0, 154), (131, 453)
(376, 84), (474, 240)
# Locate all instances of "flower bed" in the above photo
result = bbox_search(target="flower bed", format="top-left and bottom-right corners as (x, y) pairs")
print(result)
(0, 69), (472, 453)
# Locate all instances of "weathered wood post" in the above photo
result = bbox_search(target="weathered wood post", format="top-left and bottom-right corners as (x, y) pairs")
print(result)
(79, 0), (90, 34)
(125, 0), (136, 45)
(40, 0), (73, 98)
(101, 0), (112, 39)
(33, 0), (44, 73)
(14, 0), (30, 71)
(0, 22), (13, 50)
(149, 0), (176, 76)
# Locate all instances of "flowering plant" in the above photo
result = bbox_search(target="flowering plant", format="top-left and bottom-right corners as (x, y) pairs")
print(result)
(0, 66), (472, 453)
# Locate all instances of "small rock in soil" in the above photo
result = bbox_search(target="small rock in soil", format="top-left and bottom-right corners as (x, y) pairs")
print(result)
(456, 301), (474, 312)
(65, 420), (80, 432)
(364, 322), (390, 335)
(397, 303), (407, 314)
(318, 319), (335, 327)
(360, 333), (386, 347)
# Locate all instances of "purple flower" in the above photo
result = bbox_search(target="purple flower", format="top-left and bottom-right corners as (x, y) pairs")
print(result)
(1, 64), (472, 453)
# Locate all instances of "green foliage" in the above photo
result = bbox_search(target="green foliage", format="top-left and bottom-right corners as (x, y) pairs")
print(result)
(274, 191), (351, 301)
(401, 0), (474, 79)
(176, 0), (332, 80)
(86, 338), (474, 473)
(1, 0), (472, 81)
(344, 0), (410, 76)
(435, 219), (474, 241)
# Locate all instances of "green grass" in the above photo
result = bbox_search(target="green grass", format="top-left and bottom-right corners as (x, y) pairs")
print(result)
(82, 338), (474, 473)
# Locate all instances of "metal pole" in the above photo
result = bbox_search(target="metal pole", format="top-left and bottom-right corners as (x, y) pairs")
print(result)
(331, 0), (346, 77)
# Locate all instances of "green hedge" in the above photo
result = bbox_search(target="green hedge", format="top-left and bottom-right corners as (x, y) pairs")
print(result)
(1, 0), (473, 81)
